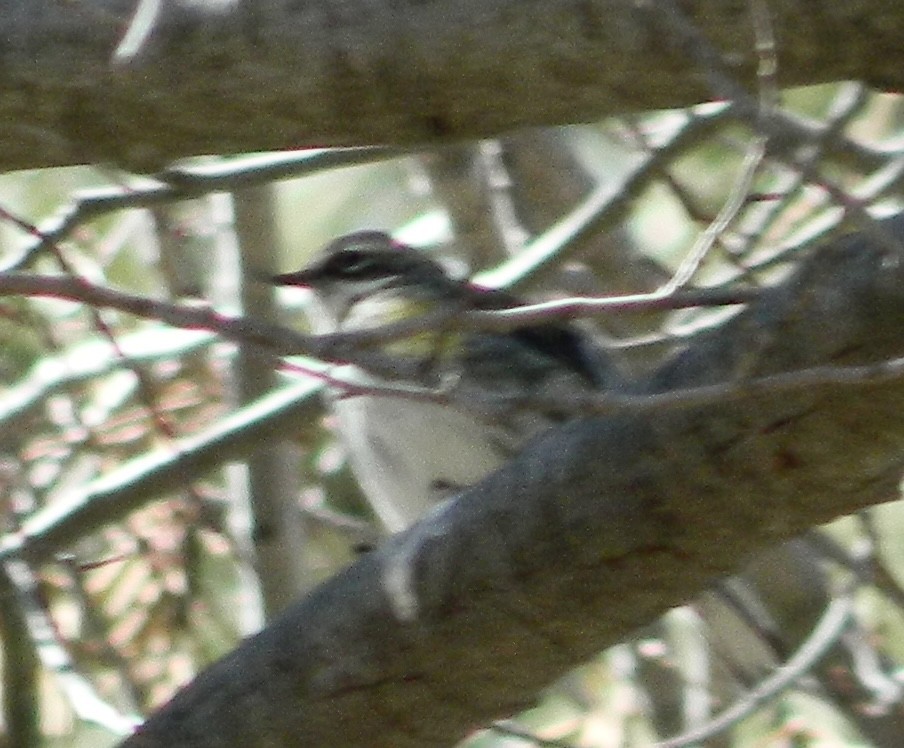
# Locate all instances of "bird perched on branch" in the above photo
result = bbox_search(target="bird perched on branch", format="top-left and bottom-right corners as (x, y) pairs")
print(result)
(271, 231), (617, 532)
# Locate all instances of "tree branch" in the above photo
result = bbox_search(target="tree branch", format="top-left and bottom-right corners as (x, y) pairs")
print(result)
(3, 0), (902, 171)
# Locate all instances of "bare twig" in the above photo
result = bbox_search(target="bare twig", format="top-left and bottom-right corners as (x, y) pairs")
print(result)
(652, 594), (855, 748)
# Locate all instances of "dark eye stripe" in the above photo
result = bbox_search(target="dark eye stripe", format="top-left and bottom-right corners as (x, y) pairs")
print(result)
(342, 257), (377, 274)
(323, 250), (384, 278)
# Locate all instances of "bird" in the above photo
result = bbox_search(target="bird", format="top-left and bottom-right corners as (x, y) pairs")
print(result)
(270, 231), (616, 533)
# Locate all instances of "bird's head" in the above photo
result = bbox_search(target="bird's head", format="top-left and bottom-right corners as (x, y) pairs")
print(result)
(272, 232), (460, 316)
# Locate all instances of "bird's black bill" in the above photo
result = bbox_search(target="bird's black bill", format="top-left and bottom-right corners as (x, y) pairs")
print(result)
(269, 270), (316, 287)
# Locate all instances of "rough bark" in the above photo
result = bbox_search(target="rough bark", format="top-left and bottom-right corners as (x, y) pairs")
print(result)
(1, 0), (902, 172)
(120, 216), (904, 746)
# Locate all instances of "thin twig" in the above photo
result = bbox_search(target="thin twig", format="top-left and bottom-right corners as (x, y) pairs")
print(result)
(653, 594), (855, 748)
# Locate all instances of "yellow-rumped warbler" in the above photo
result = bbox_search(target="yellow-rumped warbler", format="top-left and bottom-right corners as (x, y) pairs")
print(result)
(272, 231), (615, 532)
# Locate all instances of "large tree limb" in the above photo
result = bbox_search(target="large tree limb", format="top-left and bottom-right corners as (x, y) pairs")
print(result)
(2, 0), (902, 172)
(119, 216), (904, 746)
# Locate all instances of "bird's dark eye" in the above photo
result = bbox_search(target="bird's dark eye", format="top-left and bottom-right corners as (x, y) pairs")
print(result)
(334, 250), (379, 277)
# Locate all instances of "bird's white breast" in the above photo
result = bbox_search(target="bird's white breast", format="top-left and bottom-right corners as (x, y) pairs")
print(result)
(331, 391), (512, 533)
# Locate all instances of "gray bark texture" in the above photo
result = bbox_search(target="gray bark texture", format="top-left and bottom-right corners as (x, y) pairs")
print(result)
(120, 215), (904, 746)
(1, 0), (901, 171)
